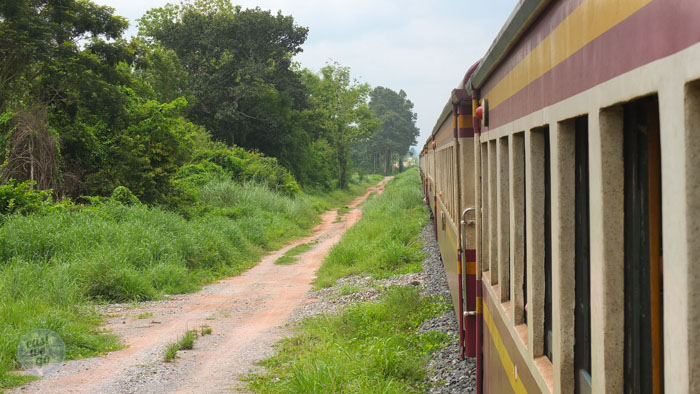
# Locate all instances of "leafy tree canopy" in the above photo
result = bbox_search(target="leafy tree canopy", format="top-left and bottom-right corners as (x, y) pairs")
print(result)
(138, 1), (310, 163)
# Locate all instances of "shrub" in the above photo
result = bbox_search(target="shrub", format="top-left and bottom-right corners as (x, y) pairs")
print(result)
(111, 186), (141, 205)
(197, 145), (301, 196)
(0, 180), (51, 216)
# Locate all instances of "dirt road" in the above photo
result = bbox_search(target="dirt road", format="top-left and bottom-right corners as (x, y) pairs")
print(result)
(12, 178), (390, 394)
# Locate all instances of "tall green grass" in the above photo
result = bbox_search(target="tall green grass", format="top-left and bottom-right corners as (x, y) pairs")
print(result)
(0, 175), (380, 388)
(314, 168), (428, 288)
(247, 286), (450, 393)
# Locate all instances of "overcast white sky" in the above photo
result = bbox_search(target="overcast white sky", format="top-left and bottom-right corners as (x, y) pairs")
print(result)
(92, 0), (517, 147)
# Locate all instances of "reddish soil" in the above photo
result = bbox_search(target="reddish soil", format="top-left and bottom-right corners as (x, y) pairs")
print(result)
(11, 178), (390, 394)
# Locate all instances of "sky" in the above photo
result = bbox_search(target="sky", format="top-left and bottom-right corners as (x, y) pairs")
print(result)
(91, 0), (518, 148)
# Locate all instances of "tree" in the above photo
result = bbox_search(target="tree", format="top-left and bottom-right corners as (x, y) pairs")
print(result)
(366, 87), (419, 174)
(303, 63), (379, 188)
(138, 1), (311, 175)
(0, 0), (131, 193)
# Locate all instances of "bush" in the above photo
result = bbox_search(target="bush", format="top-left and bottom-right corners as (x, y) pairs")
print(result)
(0, 180), (51, 216)
(197, 145), (301, 196)
(111, 186), (140, 205)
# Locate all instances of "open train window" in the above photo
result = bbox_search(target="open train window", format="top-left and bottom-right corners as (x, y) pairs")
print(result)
(544, 128), (552, 361)
(498, 136), (510, 302)
(623, 95), (664, 394)
(510, 132), (526, 326)
(522, 138), (527, 326)
(573, 116), (592, 394)
(481, 142), (489, 273)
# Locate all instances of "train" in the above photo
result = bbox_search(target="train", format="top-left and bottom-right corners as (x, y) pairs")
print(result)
(418, 0), (700, 393)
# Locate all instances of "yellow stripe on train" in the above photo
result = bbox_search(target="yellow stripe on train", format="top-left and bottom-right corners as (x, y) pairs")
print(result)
(483, 303), (527, 394)
(486, 0), (653, 109)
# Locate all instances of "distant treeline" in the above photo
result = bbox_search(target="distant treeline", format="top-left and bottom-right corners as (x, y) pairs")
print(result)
(0, 0), (420, 204)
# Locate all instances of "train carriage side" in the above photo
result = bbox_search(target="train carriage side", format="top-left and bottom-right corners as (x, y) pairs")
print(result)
(425, 0), (700, 393)
(470, 0), (700, 393)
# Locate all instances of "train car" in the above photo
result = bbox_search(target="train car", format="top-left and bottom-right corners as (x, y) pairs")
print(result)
(420, 0), (700, 393)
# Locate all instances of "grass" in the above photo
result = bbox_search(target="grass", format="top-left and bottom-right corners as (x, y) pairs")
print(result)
(134, 312), (154, 320)
(0, 174), (382, 388)
(163, 329), (201, 362)
(163, 342), (180, 362)
(274, 241), (317, 265)
(337, 206), (350, 215)
(246, 287), (450, 393)
(247, 168), (448, 393)
(315, 168), (429, 288)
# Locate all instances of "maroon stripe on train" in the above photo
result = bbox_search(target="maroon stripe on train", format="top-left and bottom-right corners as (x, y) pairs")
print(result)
(481, 0), (586, 96)
(465, 249), (477, 262)
(486, 0), (700, 129)
(459, 128), (474, 138)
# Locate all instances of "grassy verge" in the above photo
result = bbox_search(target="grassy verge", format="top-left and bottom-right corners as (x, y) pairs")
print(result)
(247, 168), (449, 393)
(314, 168), (428, 288)
(247, 286), (449, 393)
(275, 241), (317, 265)
(0, 175), (381, 389)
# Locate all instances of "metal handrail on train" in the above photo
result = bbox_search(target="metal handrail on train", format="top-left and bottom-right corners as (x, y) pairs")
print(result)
(460, 207), (476, 318)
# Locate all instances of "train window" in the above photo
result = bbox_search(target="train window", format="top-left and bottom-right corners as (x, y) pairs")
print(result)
(528, 125), (549, 357)
(497, 136), (510, 302)
(489, 140), (498, 283)
(522, 135), (527, 325)
(510, 132), (526, 326)
(530, 125), (554, 361)
(573, 116), (592, 394)
(544, 127), (552, 362)
(481, 142), (489, 273)
(623, 95), (664, 394)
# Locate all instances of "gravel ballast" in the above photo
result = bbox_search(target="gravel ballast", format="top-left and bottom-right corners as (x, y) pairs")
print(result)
(418, 223), (476, 394)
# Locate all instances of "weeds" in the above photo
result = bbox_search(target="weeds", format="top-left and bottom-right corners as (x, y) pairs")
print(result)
(135, 312), (154, 320)
(163, 329), (201, 362)
(163, 342), (180, 362)
(274, 241), (316, 265)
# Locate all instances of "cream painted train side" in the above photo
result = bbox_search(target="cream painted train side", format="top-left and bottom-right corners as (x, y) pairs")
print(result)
(419, 0), (700, 393)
